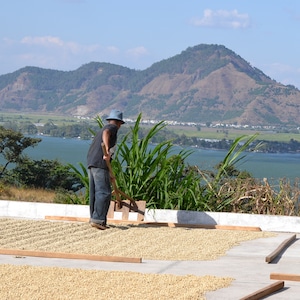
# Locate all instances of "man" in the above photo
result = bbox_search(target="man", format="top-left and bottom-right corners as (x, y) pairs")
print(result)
(87, 109), (125, 230)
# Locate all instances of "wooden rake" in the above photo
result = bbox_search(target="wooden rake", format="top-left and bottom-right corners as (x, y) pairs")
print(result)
(101, 143), (135, 208)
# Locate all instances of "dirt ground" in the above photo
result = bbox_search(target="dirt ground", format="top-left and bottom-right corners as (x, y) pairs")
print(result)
(0, 217), (275, 299)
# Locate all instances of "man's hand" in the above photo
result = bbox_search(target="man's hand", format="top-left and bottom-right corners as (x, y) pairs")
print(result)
(103, 151), (111, 161)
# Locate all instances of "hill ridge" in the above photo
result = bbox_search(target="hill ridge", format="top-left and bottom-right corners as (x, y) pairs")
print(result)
(0, 44), (299, 126)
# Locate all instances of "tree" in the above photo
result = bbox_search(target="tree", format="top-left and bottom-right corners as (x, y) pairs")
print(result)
(19, 122), (38, 135)
(0, 126), (41, 177)
(10, 158), (82, 190)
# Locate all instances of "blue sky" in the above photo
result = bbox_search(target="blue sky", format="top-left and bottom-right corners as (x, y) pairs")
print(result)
(1, 0), (300, 88)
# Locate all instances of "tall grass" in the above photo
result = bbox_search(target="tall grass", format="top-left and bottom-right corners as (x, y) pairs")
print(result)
(0, 184), (56, 203)
(217, 177), (300, 216)
(198, 133), (263, 211)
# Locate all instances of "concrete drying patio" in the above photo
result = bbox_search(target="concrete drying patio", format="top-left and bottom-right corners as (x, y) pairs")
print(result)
(1, 200), (300, 299)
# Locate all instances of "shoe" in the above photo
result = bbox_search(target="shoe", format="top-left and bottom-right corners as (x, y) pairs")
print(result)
(90, 222), (106, 230)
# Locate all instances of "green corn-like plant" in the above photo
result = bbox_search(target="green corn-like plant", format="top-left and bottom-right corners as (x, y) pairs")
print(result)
(215, 133), (260, 182)
(68, 162), (89, 204)
(112, 113), (206, 210)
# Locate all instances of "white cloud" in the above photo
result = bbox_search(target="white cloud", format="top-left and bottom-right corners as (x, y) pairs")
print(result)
(20, 35), (101, 55)
(21, 36), (64, 47)
(0, 36), (150, 73)
(191, 9), (251, 29)
(0, 36), (101, 72)
(126, 46), (149, 58)
(106, 46), (120, 54)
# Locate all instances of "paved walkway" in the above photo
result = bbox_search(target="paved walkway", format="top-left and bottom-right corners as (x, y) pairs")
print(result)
(1, 232), (299, 299)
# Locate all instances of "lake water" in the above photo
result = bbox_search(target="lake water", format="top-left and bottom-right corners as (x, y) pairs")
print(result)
(18, 136), (300, 182)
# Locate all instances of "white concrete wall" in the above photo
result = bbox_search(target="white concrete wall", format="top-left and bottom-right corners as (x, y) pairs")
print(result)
(1, 200), (300, 233)
(0, 200), (89, 220)
(145, 209), (300, 233)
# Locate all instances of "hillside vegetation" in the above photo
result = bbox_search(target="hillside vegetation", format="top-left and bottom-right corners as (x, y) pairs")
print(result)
(0, 44), (300, 126)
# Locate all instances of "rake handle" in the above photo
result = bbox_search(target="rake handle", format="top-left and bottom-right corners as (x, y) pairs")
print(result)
(101, 143), (136, 204)
(101, 143), (121, 204)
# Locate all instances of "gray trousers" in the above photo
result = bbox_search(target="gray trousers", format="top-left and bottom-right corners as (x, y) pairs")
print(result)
(88, 167), (111, 224)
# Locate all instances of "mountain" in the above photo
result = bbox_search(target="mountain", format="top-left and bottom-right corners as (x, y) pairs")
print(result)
(0, 44), (299, 126)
